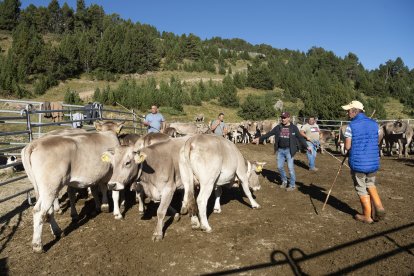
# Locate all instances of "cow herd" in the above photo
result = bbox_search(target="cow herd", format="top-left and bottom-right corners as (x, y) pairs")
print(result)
(21, 121), (266, 253)
(18, 118), (414, 253)
(335, 120), (414, 158)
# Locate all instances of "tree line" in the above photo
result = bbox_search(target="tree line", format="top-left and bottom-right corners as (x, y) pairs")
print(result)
(1, 0), (413, 120)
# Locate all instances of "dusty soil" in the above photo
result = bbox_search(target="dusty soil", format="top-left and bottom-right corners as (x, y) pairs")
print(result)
(1, 144), (413, 275)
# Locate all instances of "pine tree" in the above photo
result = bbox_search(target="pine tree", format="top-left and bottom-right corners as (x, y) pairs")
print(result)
(47, 0), (62, 33)
(219, 76), (239, 107)
(0, 0), (21, 30)
(61, 3), (74, 32)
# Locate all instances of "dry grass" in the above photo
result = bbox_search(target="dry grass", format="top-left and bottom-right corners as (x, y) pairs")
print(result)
(0, 30), (12, 55)
(166, 100), (244, 123)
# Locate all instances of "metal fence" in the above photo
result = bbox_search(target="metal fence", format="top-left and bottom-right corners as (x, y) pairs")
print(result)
(0, 99), (144, 205)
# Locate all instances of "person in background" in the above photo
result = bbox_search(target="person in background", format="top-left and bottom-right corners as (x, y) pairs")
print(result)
(300, 116), (320, 171)
(143, 104), (165, 133)
(253, 112), (310, 191)
(210, 112), (228, 137)
(342, 100), (385, 224)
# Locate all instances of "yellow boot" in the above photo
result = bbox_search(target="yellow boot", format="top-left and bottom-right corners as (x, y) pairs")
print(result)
(354, 195), (374, 224)
(368, 187), (386, 221)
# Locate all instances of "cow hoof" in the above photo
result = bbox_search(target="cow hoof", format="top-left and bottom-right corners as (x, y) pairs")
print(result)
(252, 204), (261, 209)
(173, 213), (181, 222)
(138, 210), (144, 215)
(213, 208), (221, 214)
(201, 226), (212, 233)
(152, 234), (163, 242)
(144, 198), (151, 204)
(32, 243), (44, 253)
(101, 204), (109, 213)
(55, 209), (63, 215)
(180, 206), (188, 215)
(191, 216), (200, 229)
(114, 214), (123, 220)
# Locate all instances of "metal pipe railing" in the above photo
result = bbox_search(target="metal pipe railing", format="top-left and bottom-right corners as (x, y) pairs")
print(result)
(0, 187), (33, 204)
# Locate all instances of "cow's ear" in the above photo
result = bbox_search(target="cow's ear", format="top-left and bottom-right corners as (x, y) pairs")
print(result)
(94, 120), (103, 131)
(101, 151), (113, 163)
(116, 122), (124, 134)
(134, 152), (147, 164)
(254, 161), (266, 173)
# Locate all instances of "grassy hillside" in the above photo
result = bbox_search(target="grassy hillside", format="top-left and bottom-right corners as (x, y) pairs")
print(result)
(2, 30), (412, 121)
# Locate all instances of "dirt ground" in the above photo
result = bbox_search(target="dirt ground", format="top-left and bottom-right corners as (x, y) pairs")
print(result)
(0, 144), (413, 275)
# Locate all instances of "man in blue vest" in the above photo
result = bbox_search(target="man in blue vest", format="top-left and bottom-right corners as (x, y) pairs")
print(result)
(143, 104), (165, 133)
(342, 100), (385, 223)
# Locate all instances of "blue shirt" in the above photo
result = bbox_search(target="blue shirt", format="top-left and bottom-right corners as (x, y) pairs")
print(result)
(212, 120), (226, 136)
(145, 113), (165, 133)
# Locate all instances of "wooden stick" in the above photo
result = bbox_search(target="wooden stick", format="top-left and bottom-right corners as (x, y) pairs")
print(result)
(322, 155), (347, 211)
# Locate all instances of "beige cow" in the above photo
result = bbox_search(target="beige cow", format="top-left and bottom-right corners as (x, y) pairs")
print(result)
(179, 134), (261, 233)
(104, 136), (191, 241)
(22, 121), (124, 253)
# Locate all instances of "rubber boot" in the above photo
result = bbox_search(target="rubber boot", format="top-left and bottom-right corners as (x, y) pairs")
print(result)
(368, 187), (386, 221)
(354, 195), (374, 224)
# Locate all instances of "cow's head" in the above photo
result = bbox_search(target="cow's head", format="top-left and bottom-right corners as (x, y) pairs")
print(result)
(247, 161), (266, 191)
(103, 145), (146, 191)
(392, 120), (407, 135)
(95, 120), (125, 134)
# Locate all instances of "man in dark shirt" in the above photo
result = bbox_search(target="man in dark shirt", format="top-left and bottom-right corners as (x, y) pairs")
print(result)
(253, 112), (309, 191)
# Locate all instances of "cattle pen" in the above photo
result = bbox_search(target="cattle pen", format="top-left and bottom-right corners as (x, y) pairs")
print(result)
(0, 99), (143, 206)
(1, 100), (414, 275)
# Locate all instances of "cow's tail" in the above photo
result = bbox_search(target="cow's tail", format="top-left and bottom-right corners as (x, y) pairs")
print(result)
(21, 143), (40, 202)
(179, 138), (198, 216)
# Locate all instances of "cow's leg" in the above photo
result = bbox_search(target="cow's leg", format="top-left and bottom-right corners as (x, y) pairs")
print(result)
(398, 140), (403, 158)
(53, 197), (62, 215)
(213, 186), (222, 214)
(167, 205), (180, 222)
(32, 199), (44, 253)
(112, 190), (123, 220)
(153, 185), (175, 242)
(47, 205), (62, 239)
(100, 184), (109, 213)
(136, 187), (145, 214)
(237, 173), (260, 209)
(67, 186), (79, 220)
(89, 185), (102, 214)
(32, 193), (58, 253)
(197, 180), (215, 232)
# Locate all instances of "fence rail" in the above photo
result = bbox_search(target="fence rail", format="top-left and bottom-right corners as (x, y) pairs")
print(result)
(2, 98), (413, 206)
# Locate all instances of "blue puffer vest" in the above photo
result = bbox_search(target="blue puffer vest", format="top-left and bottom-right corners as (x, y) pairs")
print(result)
(348, 113), (380, 173)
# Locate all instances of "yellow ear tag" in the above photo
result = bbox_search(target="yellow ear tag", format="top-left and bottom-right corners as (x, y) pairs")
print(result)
(134, 153), (146, 164)
(255, 166), (263, 173)
(101, 153), (111, 163)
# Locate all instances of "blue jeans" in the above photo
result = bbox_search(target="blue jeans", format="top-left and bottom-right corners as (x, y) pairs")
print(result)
(306, 141), (318, 169)
(277, 148), (295, 187)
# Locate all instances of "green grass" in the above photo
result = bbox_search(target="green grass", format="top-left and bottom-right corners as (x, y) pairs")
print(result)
(383, 97), (412, 119)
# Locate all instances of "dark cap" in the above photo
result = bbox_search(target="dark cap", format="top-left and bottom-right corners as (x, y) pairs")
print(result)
(280, 111), (290, 118)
